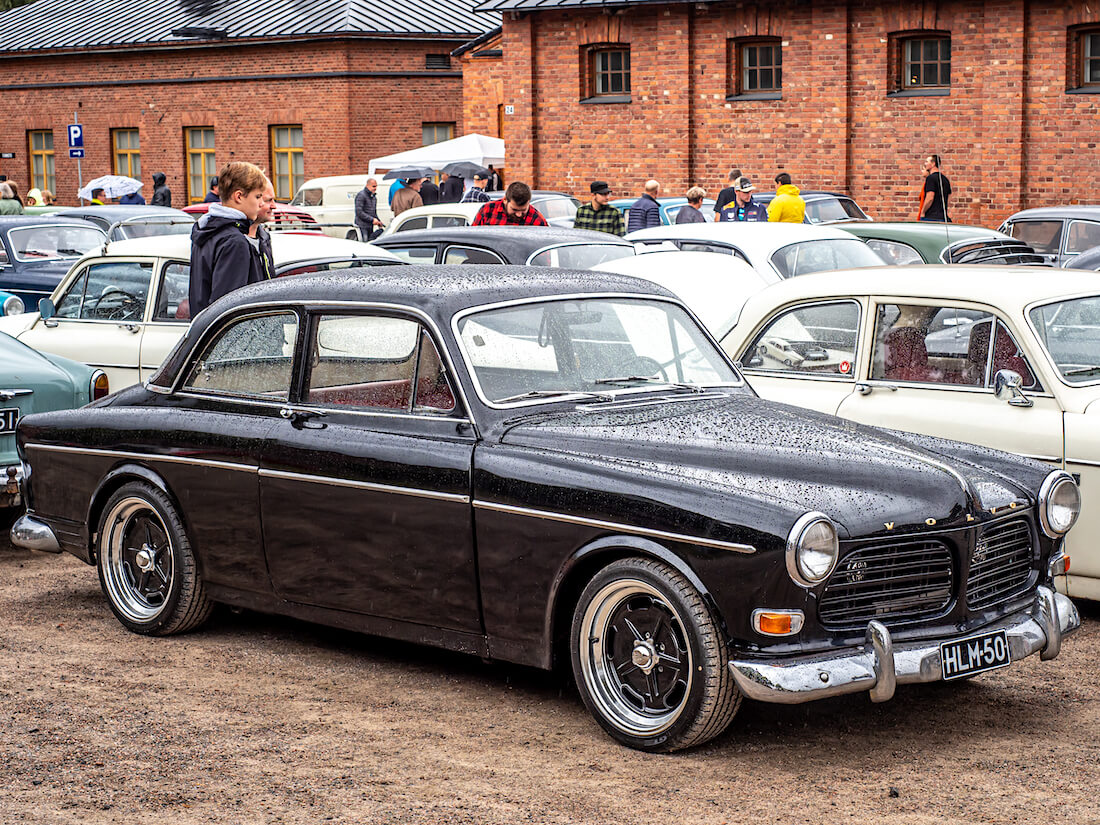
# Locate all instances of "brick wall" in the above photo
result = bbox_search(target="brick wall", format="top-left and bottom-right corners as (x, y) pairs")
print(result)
(484, 0), (1099, 226)
(0, 38), (466, 205)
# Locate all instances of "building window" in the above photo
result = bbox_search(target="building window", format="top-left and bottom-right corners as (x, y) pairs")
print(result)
(270, 125), (304, 200)
(730, 39), (782, 95)
(902, 35), (950, 88)
(112, 129), (141, 178)
(28, 130), (54, 194)
(422, 123), (455, 145)
(425, 53), (450, 69)
(186, 128), (216, 204)
(1080, 30), (1100, 88)
(590, 47), (631, 97)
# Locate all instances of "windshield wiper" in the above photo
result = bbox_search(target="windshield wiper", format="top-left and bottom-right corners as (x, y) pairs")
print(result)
(592, 375), (706, 393)
(1063, 365), (1100, 376)
(494, 389), (613, 404)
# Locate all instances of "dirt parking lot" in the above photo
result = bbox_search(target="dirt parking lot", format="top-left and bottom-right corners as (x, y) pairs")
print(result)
(2, 527), (1099, 825)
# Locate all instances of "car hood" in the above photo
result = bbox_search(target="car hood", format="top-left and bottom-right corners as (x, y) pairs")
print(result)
(498, 393), (1048, 538)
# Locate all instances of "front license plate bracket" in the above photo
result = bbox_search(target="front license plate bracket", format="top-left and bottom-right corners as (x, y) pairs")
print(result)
(940, 629), (1011, 681)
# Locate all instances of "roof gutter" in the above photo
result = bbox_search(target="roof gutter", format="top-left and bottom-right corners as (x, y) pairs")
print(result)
(451, 25), (502, 57)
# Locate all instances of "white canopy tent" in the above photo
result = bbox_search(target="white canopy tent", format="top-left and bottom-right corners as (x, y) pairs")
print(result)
(368, 133), (505, 175)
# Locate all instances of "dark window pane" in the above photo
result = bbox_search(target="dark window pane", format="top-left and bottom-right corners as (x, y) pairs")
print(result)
(776, 67), (782, 87)
(609, 51), (621, 71)
(942, 62), (950, 84)
(623, 52), (630, 71)
(909, 40), (921, 61)
(924, 39), (938, 61)
(923, 64), (938, 85)
(610, 74), (622, 93)
(760, 69), (774, 89)
(747, 47), (758, 67)
(941, 39), (950, 60)
(1090, 62), (1100, 83)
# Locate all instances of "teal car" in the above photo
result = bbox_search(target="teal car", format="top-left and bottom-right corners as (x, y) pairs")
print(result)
(1, 289), (24, 316)
(610, 196), (717, 226)
(1, 331), (108, 508)
(838, 222), (1045, 265)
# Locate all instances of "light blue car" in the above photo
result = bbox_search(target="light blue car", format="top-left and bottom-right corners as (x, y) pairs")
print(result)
(609, 196), (717, 226)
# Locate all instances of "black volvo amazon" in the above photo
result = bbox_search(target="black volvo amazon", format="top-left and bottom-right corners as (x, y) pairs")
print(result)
(11, 266), (1082, 752)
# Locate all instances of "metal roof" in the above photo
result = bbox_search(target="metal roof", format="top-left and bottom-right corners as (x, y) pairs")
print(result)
(474, 0), (715, 11)
(0, 0), (499, 53)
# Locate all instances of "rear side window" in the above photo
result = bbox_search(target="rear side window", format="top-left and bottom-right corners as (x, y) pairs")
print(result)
(1005, 220), (1063, 255)
(395, 217), (428, 232)
(54, 262), (152, 321)
(736, 301), (861, 377)
(381, 246), (438, 265)
(153, 262), (190, 322)
(1066, 220), (1100, 255)
(433, 215), (469, 229)
(443, 245), (505, 265)
(866, 239), (924, 265)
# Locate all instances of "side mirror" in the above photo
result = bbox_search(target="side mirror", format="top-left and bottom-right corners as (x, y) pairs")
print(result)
(994, 369), (1033, 408)
(38, 297), (56, 320)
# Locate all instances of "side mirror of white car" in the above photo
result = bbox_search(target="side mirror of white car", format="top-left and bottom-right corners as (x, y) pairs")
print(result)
(994, 369), (1033, 408)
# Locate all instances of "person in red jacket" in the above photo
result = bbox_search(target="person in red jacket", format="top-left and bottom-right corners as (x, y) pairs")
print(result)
(472, 181), (548, 226)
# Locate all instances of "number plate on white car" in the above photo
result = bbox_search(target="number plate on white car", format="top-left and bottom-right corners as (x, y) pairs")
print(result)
(0, 408), (17, 435)
(940, 629), (1011, 680)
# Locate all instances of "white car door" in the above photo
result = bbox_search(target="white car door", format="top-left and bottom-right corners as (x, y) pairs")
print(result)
(1064, 408), (1100, 598)
(725, 298), (865, 415)
(17, 258), (154, 389)
(836, 298), (1064, 465)
(139, 259), (191, 383)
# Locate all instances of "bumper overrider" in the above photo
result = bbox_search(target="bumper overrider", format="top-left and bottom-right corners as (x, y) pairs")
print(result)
(10, 512), (61, 553)
(729, 586), (1079, 704)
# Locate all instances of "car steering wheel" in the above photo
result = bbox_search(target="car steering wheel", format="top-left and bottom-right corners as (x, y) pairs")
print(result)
(90, 287), (141, 321)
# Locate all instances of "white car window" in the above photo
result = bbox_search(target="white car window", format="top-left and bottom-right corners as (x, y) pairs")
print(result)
(183, 311), (298, 399)
(866, 239), (924, 265)
(737, 301), (860, 377)
(54, 262), (152, 322)
(395, 217), (428, 232)
(770, 240), (884, 277)
(1029, 295), (1100, 384)
(153, 262), (190, 322)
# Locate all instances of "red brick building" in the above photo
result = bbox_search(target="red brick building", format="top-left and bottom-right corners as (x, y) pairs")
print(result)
(465, 0), (1100, 225)
(0, 0), (497, 205)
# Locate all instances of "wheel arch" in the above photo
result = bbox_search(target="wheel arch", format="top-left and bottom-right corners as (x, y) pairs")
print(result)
(546, 535), (720, 672)
(86, 463), (181, 562)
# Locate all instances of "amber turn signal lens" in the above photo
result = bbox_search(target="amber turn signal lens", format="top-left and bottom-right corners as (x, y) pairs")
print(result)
(92, 371), (110, 401)
(758, 613), (792, 635)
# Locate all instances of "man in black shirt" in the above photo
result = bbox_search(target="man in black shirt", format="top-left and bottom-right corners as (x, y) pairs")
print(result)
(919, 154), (952, 222)
(711, 168), (742, 222)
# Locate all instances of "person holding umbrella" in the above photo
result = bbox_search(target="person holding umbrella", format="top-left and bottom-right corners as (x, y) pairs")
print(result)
(439, 172), (464, 203)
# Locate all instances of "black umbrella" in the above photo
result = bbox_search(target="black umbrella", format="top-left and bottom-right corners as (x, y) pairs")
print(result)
(440, 161), (488, 179)
(381, 166), (435, 181)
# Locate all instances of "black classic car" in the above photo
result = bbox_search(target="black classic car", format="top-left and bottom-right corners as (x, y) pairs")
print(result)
(11, 266), (1081, 752)
(372, 225), (636, 268)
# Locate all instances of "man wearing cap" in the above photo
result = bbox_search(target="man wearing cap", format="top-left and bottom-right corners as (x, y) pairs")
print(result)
(460, 171), (491, 203)
(719, 177), (768, 222)
(572, 181), (625, 236)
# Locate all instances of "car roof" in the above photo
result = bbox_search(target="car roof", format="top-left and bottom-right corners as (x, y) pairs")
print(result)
(1002, 206), (1100, 222)
(840, 222), (1011, 242)
(389, 203), (484, 221)
(738, 265), (1100, 321)
(627, 221), (862, 259)
(374, 225), (634, 256)
(0, 215), (105, 228)
(298, 175), (371, 188)
(750, 191), (850, 200)
(53, 206), (192, 220)
(99, 233), (403, 264)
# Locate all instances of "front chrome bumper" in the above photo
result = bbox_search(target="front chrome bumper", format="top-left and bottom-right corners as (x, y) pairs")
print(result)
(10, 513), (61, 553)
(729, 586), (1079, 705)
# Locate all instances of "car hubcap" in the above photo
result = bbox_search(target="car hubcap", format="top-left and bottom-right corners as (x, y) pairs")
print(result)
(100, 497), (174, 623)
(579, 578), (692, 737)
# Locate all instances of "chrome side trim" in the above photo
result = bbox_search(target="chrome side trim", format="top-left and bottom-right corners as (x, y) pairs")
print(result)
(258, 468), (469, 503)
(1023, 454), (1063, 464)
(1066, 456), (1100, 469)
(0, 389), (34, 399)
(10, 513), (61, 553)
(24, 443), (256, 473)
(472, 499), (756, 554)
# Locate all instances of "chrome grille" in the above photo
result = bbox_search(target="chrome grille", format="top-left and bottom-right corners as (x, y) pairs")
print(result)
(966, 518), (1035, 610)
(820, 539), (954, 629)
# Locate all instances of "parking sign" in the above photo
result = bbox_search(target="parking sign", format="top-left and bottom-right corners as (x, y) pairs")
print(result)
(67, 124), (84, 148)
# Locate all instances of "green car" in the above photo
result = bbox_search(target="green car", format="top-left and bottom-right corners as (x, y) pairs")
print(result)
(2, 331), (108, 508)
(839, 222), (1045, 265)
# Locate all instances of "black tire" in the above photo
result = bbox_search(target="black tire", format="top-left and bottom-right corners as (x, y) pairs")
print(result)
(570, 557), (741, 752)
(95, 481), (212, 636)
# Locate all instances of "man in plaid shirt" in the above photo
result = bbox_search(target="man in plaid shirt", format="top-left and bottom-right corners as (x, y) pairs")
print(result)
(572, 180), (625, 236)
(472, 181), (548, 227)
(460, 170), (491, 203)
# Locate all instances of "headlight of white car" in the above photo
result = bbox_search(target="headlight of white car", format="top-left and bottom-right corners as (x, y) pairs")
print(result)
(1039, 471), (1081, 538)
(786, 512), (839, 587)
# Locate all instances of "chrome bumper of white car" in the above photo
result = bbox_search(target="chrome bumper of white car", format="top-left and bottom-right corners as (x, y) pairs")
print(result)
(10, 512), (61, 553)
(729, 586), (1078, 704)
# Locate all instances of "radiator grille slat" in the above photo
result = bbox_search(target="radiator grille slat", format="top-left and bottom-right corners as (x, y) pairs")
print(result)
(966, 519), (1035, 609)
(820, 539), (954, 629)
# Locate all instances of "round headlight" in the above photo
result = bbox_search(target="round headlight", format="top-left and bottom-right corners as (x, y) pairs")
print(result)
(786, 512), (839, 587)
(3, 294), (25, 316)
(1040, 471), (1080, 537)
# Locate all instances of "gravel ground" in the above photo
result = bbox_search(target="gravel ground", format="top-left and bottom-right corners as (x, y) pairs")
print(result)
(2, 526), (1099, 825)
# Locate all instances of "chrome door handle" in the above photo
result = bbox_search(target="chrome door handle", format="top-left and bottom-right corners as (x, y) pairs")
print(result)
(855, 383), (898, 395)
(279, 407), (328, 427)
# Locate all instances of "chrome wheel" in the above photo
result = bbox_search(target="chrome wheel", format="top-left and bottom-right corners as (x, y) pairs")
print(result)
(578, 578), (693, 737)
(99, 496), (175, 623)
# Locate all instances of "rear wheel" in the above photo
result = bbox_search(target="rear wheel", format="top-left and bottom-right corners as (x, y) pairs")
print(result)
(570, 557), (741, 752)
(96, 482), (212, 636)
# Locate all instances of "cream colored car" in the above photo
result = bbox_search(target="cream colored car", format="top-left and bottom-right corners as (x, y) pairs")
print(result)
(715, 266), (1099, 600)
(0, 235), (404, 389)
(290, 175), (394, 238)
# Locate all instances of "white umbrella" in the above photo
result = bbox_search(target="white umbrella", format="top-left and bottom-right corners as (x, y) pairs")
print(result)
(78, 175), (143, 200)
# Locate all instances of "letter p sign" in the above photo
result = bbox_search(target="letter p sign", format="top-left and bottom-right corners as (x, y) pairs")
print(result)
(67, 124), (84, 148)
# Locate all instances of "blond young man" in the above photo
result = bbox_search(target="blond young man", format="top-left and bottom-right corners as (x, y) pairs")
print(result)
(189, 162), (268, 315)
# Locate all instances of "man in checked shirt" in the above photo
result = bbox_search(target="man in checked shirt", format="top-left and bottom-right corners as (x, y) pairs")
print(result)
(471, 181), (549, 227)
(572, 180), (625, 236)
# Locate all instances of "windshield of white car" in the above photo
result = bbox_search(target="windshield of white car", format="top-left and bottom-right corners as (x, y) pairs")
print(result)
(457, 297), (740, 406)
(1029, 295), (1100, 384)
(770, 239), (885, 277)
(527, 244), (635, 268)
(8, 226), (106, 261)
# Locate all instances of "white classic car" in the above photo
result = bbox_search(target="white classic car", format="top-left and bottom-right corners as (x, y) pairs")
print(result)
(712, 266), (1099, 600)
(627, 222), (888, 282)
(289, 175), (395, 238)
(380, 202), (484, 236)
(0, 234), (404, 390)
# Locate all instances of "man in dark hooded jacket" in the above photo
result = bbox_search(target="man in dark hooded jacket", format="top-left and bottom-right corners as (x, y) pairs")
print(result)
(189, 162), (267, 316)
(151, 173), (172, 207)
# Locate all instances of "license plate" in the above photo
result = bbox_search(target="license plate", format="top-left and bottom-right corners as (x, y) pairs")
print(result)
(940, 629), (1011, 680)
(0, 407), (17, 435)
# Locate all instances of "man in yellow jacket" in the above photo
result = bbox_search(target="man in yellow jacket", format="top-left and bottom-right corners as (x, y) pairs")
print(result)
(767, 172), (806, 223)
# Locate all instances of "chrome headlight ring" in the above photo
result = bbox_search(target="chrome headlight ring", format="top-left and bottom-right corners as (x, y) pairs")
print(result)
(1038, 470), (1081, 538)
(785, 511), (839, 588)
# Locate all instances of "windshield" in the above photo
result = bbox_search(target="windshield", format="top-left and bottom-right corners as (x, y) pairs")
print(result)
(770, 239), (885, 277)
(457, 297), (740, 405)
(8, 225), (106, 261)
(528, 244), (635, 268)
(1028, 295), (1100, 384)
(290, 187), (323, 207)
(806, 197), (869, 223)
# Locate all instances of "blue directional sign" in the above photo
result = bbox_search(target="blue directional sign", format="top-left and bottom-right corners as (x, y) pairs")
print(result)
(69, 148), (85, 159)
(67, 124), (84, 148)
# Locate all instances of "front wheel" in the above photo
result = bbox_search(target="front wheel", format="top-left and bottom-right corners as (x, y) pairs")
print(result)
(96, 481), (212, 636)
(570, 557), (741, 751)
